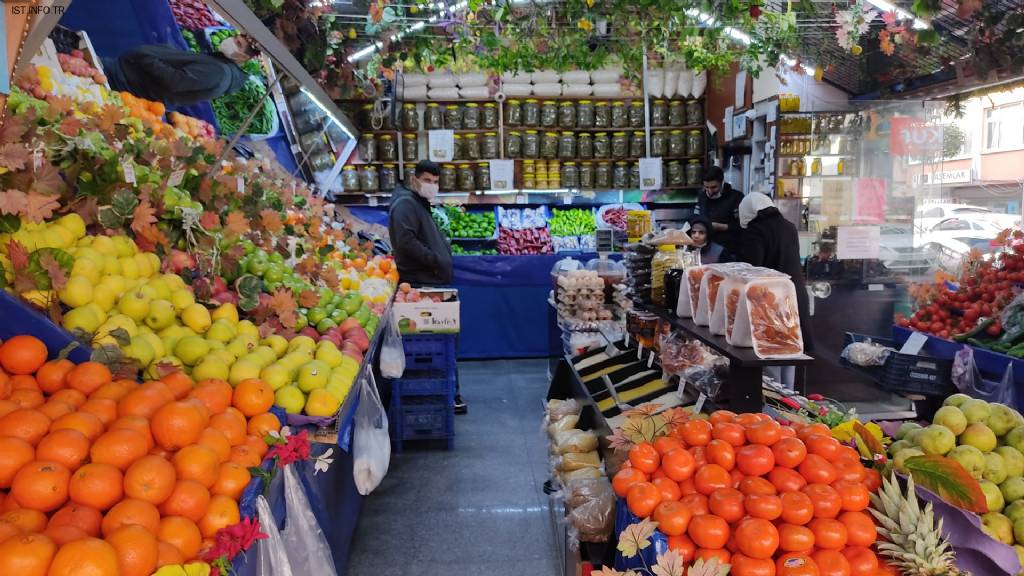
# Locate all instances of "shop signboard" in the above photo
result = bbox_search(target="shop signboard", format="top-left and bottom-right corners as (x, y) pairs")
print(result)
(890, 116), (942, 156)
(393, 288), (461, 334)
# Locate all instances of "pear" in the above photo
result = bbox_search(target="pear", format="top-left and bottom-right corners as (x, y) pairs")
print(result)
(193, 359), (230, 382)
(275, 385), (305, 414)
(181, 303), (212, 334)
(118, 289), (152, 322)
(261, 335), (288, 358)
(229, 359), (261, 386)
(124, 336), (156, 368)
(145, 300), (176, 331)
(174, 336), (210, 367)
(933, 406), (968, 435)
(260, 363), (291, 391)
(211, 303), (239, 324)
(170, 289), (196, 313)
(297, 360), (330, 392)
(997, 446), (1024, 478)
(962, 399), (992, 424)
(206, 319), (237, 344)
(315, 341), (345, 368)
(305, 388), (342, 417)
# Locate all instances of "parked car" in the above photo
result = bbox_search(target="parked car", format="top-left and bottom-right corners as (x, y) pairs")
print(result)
(878, 224), (932, 274)
(915, 203), (1020, 233)
(918, 217), (1000, 273)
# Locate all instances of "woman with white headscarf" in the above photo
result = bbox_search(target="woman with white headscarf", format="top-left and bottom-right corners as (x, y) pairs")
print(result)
(738, 194), (815, 357)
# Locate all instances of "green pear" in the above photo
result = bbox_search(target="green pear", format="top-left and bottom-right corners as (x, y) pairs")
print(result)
(982, 479), (1006, 512)
(896, 422), (922, 441)
(944, 393), (972, 407)
(997, 446), (1024, 478)
(1006, 499), (1024, 524)
(894, 448), (925, 473)
(949, 444), (987, 479)
(962, 399), (993, 424)
(933, 406), (968, 435)
(982, 512), (1015, 545)
(989, 403), (1021, 437)
(962, 423), (999, 453)
(985, 452), (1009, 484)
(275, 385), (306, 414)
(1002, 477), (1024, 504)
(919, 424), (956, 455)
(144, 299), (176, 331)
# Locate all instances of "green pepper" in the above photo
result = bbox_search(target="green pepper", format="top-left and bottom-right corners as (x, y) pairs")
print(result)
(954, 317), (995, 342)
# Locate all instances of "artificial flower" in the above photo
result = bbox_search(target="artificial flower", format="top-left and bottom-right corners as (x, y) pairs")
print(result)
(314, 447), (335, 475)
(577, 18), (594, 31)
(268, 429), (311, 466)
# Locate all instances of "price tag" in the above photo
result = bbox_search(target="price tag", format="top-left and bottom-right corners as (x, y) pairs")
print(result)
(122, 160), (136, 184)
(515, 193), (527, 205)
(33, 149), (43, 171)
(647, 353), (656, 369)
(899, 331), (928, 355)
(368, 196), (379, 207)
(428, 130), (455, 162)
(624, 333), (630, 347)
(602, 375), (624, 408)
(489, 159), (515, 191)
(167, 168), (186, 187)
(637, 342), (644, 360)
(676, 378), (686, 401)
(639, 157), (663, 190)
(694, 392), (707, 414)
(237, 176), (245, 194)
(563, 195), (572, 205)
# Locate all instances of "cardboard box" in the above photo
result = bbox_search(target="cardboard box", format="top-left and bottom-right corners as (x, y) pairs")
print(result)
(393, 288), (460, 334)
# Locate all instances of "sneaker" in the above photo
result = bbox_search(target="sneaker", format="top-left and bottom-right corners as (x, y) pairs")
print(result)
(454, 395), (468, 415)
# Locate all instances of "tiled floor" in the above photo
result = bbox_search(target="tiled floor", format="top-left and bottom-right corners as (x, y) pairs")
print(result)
(346, 359), (561, 576)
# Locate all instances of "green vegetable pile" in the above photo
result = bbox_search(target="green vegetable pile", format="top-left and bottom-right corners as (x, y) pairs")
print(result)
(209, 28), (238, 51)
(212, 78), (275, 135)
(548, 208), (596, 237)
(434, 205), (495, 238)
(452, 245), (498, 255)
(181, 30), (201, 53)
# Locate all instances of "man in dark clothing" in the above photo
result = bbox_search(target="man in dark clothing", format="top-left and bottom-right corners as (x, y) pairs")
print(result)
(103, 36), (255, 107)
(692, 166), (744, 259)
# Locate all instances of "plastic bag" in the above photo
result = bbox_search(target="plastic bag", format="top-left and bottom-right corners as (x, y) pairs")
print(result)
(682, 365), (723, 399)
(953, 345), (979, 395)
(552, 430), (598, 454)
(559, 451), (601, 472)
(547, 414), (580, 437)
(841, 340), (892, 367)
(255, 495), (294, 576)
(281, 466), (336, 575)
(956, 345), (1019, 408)
(352, 372), (391, 495)
(566, 477), (615, 545)
(379, 317), (405, 379)
(546, 398), (581, 423)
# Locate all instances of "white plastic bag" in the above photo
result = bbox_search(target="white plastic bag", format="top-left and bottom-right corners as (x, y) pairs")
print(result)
(379, 317), (405, 379)
(352, 372), (391, 495)
(255, 495), (294, 576)
(281, 466), (336, 575)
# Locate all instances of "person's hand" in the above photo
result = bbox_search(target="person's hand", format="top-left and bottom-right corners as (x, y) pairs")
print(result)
(712, 222), (729, 232)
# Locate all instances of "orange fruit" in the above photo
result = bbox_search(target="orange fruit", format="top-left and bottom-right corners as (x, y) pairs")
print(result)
(842, 546), (878, 574)
(628, 443), (661, 474)
(11, 460), (70, 512)
(118, 382), (174, 419)
(196, 428), (231, 462)
(0, 336), (48, 375)
(109, 415), (154, 451)
(731, 553), (777, 576)
(198, 495), (239, 538)
(707, 439), (736, 471)
(653, 500), (693, 536)
(863, 467), (882, 493)
(232, 379), (274, 417)
(157, 516), (202, 560)
(47, 537), (119, 576)
(779, 491), (814, 526)
(808, 518), (848, 549)
(0, 532), (56, 576)
(0, 408), (51, 445)
(0, 436), (34, 488)
(159, 480), (210, 522)
(737, 476), (776, 496)
(102, 499), (161, 536)
(247, 412), (281, 437)
(124, 455), (177, 505)
(69, 463), (123, 511)
(772, 437), (808, 468)
(211, 462), (251, 500)
(695, 548), (731, 564)
(744, 493), (782, 520)
(106, 524), (159, 576)
(833, 480), (870, 512)
(48, 503), (102, 536)
(1, 508), (48, 532)
(38, 401), (73, 421)
(189, 380), (233, 415)
(681, 419), (713, 446)
(734, 517), (779, 560)
(90, 429), (149, 471)
(49, 389), (86, 408)
(804, 434), (842, 461)
(0, 399), (19, 417)
(10, 374), (39, 391)
(151, 400), (208, 451)
(50, 411), (104, 441)
(229, 444), (263, 468)
(776, 553), (820, 576)
(712, 422), (747, 447)
(36, 429), (90, 471)
(78, 398), (117, 426)
(612, 467), (649, 498)
(173, 444), (220, 487)
(833, 458), (867, 484)
(653, 436), (684, 456)
(66, 362), (111, 396)
(89, 382), (133, 402)
(8, 388), (44, 409)
(688, 514), (730, 549)
(652, 476), (682, 502)
(838, 510), (877, 547)
(778, 523), (815, 553)
(694, 464), (732, 495)
(798, 454), (837, 484)
(156, 541), (184, 567)
(803, 483), (842, 519)
(160, 372), (194, 400)
(44, 524), (89, 546)
(35, 359), (74, 394)
(745, 420), (782, 446)
(708, 488), (745, 523)
(667, 533), (696, 562)
(242, 434), (268, 458)
(811, 549), (851, 576)
(626, 481), (662, 518)
(768, 466), (807, 493)
(209, 407), (247, 445)
(736, 444), (775, 477)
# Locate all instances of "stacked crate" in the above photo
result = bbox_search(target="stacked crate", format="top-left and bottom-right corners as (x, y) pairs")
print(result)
(389, 334), (457, 451)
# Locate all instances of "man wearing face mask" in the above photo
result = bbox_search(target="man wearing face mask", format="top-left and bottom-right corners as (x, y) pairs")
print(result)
(103, 35), (257, 107)
(692, 166), (744, 260)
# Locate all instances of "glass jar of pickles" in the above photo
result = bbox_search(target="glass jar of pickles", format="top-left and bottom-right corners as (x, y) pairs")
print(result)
(463, 103), (480, 129)
(630, 131), (646, 158)
(342, 165), (359, 191)
(378, 134), (397, 162)
(482, 132), (499, 159)
(613, 161), (629, 188)
(577, 133), (593, 159)
(440, 164), (457, 191)
(444, 104), (462, 129)
(561, 162), (579, 189)
(457, 164), (475, 191)
(523, 130), (540, 158)
(687, 129), (704, 157)
(667, 160), (684, 186)
(522, 160), (536, 189)
(523, 99), (540, 127)
(401, 103), (419, 131)
(595, 161), (611, 188)
(686, 159), (703, 186)
(651, 100), (668, 126)
(686, 100), (704, 125)
(463, 133), (481, 160)
(651, 245), (689, 306)
(359, 165), (379, 191)
(559, 101), (576, 128)
(629, 101), (645, 128)
(359, 135), (376, 163)
(425, 103), (444, 130)
(669, 100), (686, 126)
(651, 130), (668, 158)
(611, 101), (627, 128)
(360, 103), (375, 130)
(579, 162), (594, 189)
(541, 100), (558, 127)
(482, 102), (498, 129)
(612, 132), (629, 158)
(402, 134), (418, 161)
(594, 101), (610, 128)
(476, 163), (491, 190)
(505, 131), (522, 158)
(452, 134), (464, 160)
(505, 99), (522, 127)
(630, 162), (641, 188)
(380, 164), (398, 191)
(559, 131), (576, 159)
(542, 132), (560, 158)
(669, 130), (686, 157)
(404, 163), (416, 188)
(577, 100), (595, 128)
(594, 133), (610, 158)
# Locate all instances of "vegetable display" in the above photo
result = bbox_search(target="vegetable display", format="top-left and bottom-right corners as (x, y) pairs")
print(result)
(433, 205), (495, 239)
(181, 29), (201, 53)
(452, 245), (498, 255)
(549, 208), (596, 237)
(169, 0), (220, 29)
(211, 78), (275, 136)
(208, 28), (238, 52)
(498, 227), (553, 255)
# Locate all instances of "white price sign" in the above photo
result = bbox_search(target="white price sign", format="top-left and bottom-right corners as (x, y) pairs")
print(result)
(428, 130), (455, 162)
(122, 160), (136, 185)
(489, 159), (515, 191)
(639, 157), (663, 190)
(167, 168), (186, 187)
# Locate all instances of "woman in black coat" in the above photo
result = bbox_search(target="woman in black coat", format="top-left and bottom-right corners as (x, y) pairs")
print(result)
(737, 194), (815, 354)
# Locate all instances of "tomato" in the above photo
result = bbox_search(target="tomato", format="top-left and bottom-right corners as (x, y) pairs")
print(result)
(778, 523), (815, 553)
(652, 477), (682, 502)
(776, 553), (819, 576)
(811, 549), (851, 576)
(768, 467), (807, 493)
(731, 553), (777, 576)
(707, 440), (736, 471)
(838, 510), (877, 546)
(808, 518), (848, 549)
(734, 517), (779, 559)
(708, 488), (745, 523)
(652, 500), (693, 536)
(688, 514), (730, 549)
(612, 467), (649, 498)
(736, 444), (775, 477)
(842, 546), (879, 574)
(802, 483), (842, 519)
(626, 481), (663, 518)
(666, 534), (696, 562)
(661, 448), (696, 482)
(988, 321), (1003, 336)
(629, 443), (661, 474)
(779, 491), (814, 525)
(772, 437), (808, 468)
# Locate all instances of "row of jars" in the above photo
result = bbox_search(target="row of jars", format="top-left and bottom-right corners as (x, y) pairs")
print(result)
(520, 159), (704, 190)
(505, 99), (703, 129)
(419, 102), (500, 131)
(342, 164), (399, 192)
(504, 129), (703, 160)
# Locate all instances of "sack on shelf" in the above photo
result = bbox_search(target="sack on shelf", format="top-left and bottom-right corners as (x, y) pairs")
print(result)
(546, 398), (581, 422)
(281, 466), (337, 575)
(501, 71), (531, 84)
(532, 70), (561, 84)
(502, 84), (533, 97)
(677, 68), (694, 99)
(566, 477), (615, 543)
(532, 82), (562, 97)
(678, 265), (706, 319)
(562, 84), (593, 97)
(559, 451), (601, 472)
(591, 67), (622, 84)
(695, 263), (751, 327)
(428, 87), (460, 100)
(592, 83), (624, 98)
(553, 429), (599, 454)
(692, 70), (708, 98)
(459, 86), (490, 99)
(427, 70), (457, 88)
(561, 466), (603, 485)
(562, 70), (592, 84)
(646, 68), (665, 98)
(403, 85), (428, 101)
(403, 72), (428, 87)
(458, 72), (488, 87)
(664, 64), (681, 98)
(547, 414), (580, 436)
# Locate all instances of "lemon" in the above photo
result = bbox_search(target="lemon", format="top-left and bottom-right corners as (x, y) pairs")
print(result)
(229, 359), (261, 386)
(112, 235), (136, 257)
(145, 299), (176, 331)
(170, 289), (195, 313)
(236, 320), (259, 338)
(288, 335), (317, 353)
(101, 274), (127, 295)
(315, 341), (344, 368)
(182, 303), (212, 334)
(275, 385), (306, 414)
(146, 277), (171, 300)
(193, 358), (230, 381)
(206, 319), (237, 343)
(124, 336), (156, 367)
(59, 275), (94, 308)
(63, 306), (102, 333)
(260, 363), (291, 391)
(296, 360), (330, 393)
(134, 253), (153, 278)
(304, 389), (342, 417)
(70, 257), (102, 284)
(261, 335), (288, 358)
(145, 356), (184, 380)
(56, 213), (86, 239)
(138, 332), (166, 358)
(211, 303), (239, 325)
(92, 235), (116, 256)
(174, 335), (211, 366)
(118, 289), (151, 322)
(239, 352), (269, 370)
(90, 284), (117, 312)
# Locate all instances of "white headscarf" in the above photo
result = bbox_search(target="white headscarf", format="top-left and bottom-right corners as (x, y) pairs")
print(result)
(738, 193), (775, 229)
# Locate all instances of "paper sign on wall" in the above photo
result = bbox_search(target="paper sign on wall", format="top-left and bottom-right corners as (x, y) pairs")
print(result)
(854, 178), (887, 224)
(428, 130), (455, 162)
(836, 226), (881, 260)
(639, 158), (663, 190)
(489, 159), (515, 191)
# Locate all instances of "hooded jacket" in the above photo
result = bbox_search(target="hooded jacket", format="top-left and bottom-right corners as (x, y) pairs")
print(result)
(388, 185), (453, 286)
(692, 182), (744, 256)
(109, 45), (248, 107)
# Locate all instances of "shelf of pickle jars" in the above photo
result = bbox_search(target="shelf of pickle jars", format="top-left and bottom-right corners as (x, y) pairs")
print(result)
(777, 175), (853, 180)
(776, 153), (855, 158)
(500, 125), (707, 133)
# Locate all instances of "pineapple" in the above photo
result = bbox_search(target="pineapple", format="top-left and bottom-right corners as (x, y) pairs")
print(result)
(869, 472), (968, 576)
(687, 558), (730, 576)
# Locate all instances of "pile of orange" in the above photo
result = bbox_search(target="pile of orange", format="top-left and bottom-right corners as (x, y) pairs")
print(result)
(119, 92), (167, 136)
(613, 410), (896, 576)
(0, 334), (281, 576)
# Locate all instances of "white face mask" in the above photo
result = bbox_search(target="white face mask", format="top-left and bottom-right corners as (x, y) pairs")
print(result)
(417, 182), (439, 202)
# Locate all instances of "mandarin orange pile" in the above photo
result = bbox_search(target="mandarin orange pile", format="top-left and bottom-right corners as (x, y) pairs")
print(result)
(613, 410), (896, 576)
(0, 334), (281, 576)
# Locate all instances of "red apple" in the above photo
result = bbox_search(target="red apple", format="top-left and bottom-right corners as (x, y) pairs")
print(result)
(300, 327), (320, 340)
(212, 277), (228, 295)
(339, 318), (362, 333)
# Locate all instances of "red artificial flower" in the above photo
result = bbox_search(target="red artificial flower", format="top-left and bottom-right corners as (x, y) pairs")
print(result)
(202, 517), (268, 565)
(268, 430), (312, 467)
(749, 4), (762, 19)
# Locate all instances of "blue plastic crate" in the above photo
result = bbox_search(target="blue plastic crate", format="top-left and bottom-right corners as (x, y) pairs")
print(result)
(389, 394), (454, 451)
(392, 370), (456, 397)
(402, 334), (457, 371)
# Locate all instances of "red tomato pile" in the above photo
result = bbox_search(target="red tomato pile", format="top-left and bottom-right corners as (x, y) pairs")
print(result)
(612, 411), (896, 576)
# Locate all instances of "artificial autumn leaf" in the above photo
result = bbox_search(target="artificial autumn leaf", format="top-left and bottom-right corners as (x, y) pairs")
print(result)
(71, 195), (99, 226)
(660, 407), (691, 430)
(260, 209), (284, 235)
(135, 224), (170, 253)
(321, 267), (340, 290)
(224, 212), (250, 238)
(0, 143), (31, 171)
(200, 211), (221, 230)
(623, 403), (664, 418)
(6, 239), (29, 269)
(31, 162), (64, 195)
(651, 549), (685, 576)
(198, 178), (214, 203)
(44, 96), (74, 120)
(904, 454), (989, 513)
(0, 189), (27, 215)
(617, 519), (657, 558)
(298, 289), (320, 308)
(37, 251), (68, 292)
(879, 30), (896, 56)
(270, 287), (298, 329)
(258, 321), (279, 339)
(0, 115), (29, 144)
(131, 194), (158, 236)
(607, 428), (636, 453)
(96, 104), (126, 134)
(295, 255), (318, 277)
(22, 192), (61, 223)
(58, 116), (85, 137)
(622, 416), (660, 444)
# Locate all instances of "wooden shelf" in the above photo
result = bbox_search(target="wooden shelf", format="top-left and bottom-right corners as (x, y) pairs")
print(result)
(777, 175), (852, 180)
(777, 153), (855, 158)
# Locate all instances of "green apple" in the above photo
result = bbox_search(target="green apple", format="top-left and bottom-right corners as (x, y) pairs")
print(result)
(998, 446), (1024, 478)
(944, 393), (972, 407)
(275, 385), (306, 414)
(982, 512), (1015, 545)
(174, 336), (210, 366)
(989, 403), (1021, 437)
(260, 363), (292, 391)
(315, 342), (344, 368)
(982, 479), (1006, 512)
(919, 424), (956, 455)
(933, 406), (968, 435)
(949, 444), (987, 479)
(1006, 499), (1024, 523)
(1002, 477), (1024, 504)
(962, 399), (993, 424)
(896, 422), (922, 441)
(296, 360), (330, 392)
(144, 299), (176, 331)
(985, 452), (1009, 484)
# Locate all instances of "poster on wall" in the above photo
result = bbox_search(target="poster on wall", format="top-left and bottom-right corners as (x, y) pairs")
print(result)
(889, 116), (942, 156)
(837, 226), (881, 260)
(428, 130), (455, 162)
(821, 180), (853, 226)
(854, 178), (887, 223)
(489, 159), (514, 191)
(639, 158), (663, 190)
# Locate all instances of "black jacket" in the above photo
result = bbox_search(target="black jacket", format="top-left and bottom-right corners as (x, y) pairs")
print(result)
(693, 183), (744, 256)
(739, 207), (815, 352)
(108, 45), (248, 107)
(388, 185), (453, 286)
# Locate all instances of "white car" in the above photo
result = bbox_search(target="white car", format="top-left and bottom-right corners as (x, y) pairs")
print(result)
(878, 224), (932, 273)
(918, 217), (1001, 273)
(915, 204), (1020, 234)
